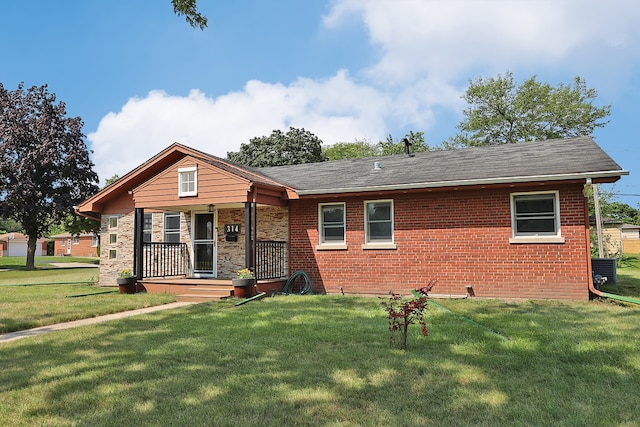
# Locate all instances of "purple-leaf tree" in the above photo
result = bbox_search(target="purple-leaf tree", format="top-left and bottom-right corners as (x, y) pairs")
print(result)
(381, 280), (437, 351)
(0, 83), (99, 269)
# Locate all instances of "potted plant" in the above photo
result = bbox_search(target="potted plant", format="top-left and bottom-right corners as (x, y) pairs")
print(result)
(232, 268), (256, 298)
(117, 269), (137, 294)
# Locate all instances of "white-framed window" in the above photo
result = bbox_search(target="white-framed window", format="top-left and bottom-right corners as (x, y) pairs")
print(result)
(108, 216), (118, 229)
(143, 213), (153, 243)
(510, 191), (564, 243)
(363, 200), (396, 249)
(73, 236), (79, 245)
(164, 212), (181, 243)
(178, 166), (198, 197)
(91, 235), (99, 247)
(317, 203), (346, 249)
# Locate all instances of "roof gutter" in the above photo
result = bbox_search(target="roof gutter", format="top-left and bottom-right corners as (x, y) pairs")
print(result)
(295, 170), (628, 196)
(73, 206), (101, 222)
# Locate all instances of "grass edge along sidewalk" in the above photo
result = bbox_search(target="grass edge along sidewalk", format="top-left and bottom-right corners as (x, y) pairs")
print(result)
(0, 302), (195, 343)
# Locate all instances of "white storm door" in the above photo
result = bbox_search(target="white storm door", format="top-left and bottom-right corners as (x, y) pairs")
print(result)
(193, 213), (217, 277)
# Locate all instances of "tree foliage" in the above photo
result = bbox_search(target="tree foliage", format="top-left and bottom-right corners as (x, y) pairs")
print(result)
(0, 83), (99, 268)
(379, 131), (431, 155)
(324, 139), (379, 161)
(171, 0), (207, 29)
(324, 131), (431, 160)
(450, 71), (611, 147)
(227, 127), (326, 167)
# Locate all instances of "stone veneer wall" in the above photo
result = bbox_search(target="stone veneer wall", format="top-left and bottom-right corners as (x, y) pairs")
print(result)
(100, 212), (134, 286)
(100, 211), (191, 286)
(217, 206), (289, 278)
(100, 208), (287, 284)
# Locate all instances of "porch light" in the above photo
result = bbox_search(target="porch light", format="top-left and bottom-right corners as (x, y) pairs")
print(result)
(208, 204), (215, 213)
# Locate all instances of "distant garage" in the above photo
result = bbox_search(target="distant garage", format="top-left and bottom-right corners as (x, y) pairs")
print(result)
(0, 233), (47, 257)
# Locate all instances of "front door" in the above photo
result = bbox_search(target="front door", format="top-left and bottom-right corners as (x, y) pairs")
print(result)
(66, 238), (71, 255)
(193, 213), (216, 277)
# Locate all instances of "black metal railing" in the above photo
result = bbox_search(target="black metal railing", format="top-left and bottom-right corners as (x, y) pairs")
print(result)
(142, 242), (189, 278)
(256, 240), (287, 280)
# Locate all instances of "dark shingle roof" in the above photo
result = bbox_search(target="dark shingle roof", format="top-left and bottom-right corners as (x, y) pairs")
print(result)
(255, 136), (627, 194)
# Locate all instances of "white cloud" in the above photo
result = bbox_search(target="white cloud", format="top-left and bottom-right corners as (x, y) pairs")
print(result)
(89, 0), (640, 185)
(88, 71), (393, 184)
(324, 0), (640, 84)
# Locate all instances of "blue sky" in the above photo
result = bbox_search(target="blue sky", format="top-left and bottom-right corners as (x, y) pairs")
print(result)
(2, 0), (639, 205)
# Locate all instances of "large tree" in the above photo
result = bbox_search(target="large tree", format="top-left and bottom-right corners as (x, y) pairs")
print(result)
(449, 71), (611, 147)
(0, 83), (99, 269)
(227, 127), (326, 167)
(171, 0), (207, 29)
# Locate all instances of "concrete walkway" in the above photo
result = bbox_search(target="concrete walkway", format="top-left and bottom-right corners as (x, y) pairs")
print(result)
(0, 301), (196, 344)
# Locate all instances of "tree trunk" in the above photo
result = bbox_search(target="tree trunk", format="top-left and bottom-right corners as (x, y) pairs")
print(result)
(26, 233), (37, 270)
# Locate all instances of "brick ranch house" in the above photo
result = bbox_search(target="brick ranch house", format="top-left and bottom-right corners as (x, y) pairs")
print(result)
(50, 232), (99, 257)
(77, 136), (627, 300)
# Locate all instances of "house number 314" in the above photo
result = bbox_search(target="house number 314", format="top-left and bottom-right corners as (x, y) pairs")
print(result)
(224, 224), (241, 234)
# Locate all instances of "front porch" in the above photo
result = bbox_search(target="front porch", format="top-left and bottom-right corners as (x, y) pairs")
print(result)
(139, 277), (287, 302)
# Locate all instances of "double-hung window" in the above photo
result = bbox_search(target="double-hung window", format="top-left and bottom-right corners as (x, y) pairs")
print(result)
(364, 200), (396, 249)
(143, 213), (153, 243)
(164, 212), (181, 243)
(510, 191), (564, 243)
(178, 166), (197, 197)
(318, 203), (346, 249)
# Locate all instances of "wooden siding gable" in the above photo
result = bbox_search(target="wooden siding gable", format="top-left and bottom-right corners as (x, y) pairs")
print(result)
(132, 155), (255, 208)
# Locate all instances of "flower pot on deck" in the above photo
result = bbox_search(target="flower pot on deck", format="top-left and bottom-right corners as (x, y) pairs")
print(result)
(232, 278), (256, 298)
(117, 277), (137, 294)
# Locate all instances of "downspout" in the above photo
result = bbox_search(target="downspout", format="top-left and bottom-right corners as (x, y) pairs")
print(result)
(584, 179), (640, 305)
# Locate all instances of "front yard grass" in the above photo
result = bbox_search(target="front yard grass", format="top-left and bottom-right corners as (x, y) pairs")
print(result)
(0, 256), (99, 286)
(0, 283), (176, 333)
(1, 295), (639, 426)
(0, 256), (175, 333)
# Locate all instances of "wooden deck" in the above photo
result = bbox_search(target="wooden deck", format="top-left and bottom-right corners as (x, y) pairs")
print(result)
(139, 277), (286, 302)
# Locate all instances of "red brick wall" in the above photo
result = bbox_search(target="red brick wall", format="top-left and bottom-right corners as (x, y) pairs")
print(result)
(289, 184), (590, 300)
(54, 236), (98, 257)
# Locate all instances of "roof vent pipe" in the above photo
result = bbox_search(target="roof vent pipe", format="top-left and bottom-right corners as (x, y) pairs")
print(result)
(373, 161), (381, 170)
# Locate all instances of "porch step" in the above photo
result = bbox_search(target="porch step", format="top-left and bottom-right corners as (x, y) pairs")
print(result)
(176, 286), (233, 302)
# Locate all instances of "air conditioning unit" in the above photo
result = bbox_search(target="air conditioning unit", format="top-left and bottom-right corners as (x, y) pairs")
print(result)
(591, 258), (617, 284)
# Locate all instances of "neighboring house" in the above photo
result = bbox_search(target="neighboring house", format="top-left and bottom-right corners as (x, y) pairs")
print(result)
(591, 217), (624, 257)
(621, 224), (640, 254)
(50, 233), (99, 257)
(0, 233), (47, 257)
(77, 136), (627, 300)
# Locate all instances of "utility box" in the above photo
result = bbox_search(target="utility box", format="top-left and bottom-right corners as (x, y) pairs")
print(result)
(591, 258), (617, 284)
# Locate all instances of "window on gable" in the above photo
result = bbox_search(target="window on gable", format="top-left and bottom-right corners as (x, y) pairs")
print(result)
(164, 212), (181, 243)
(318, 203), (346, 247)
(364, 200), (395, 248)
(178, 166), (197, 197)
(510, 191), (563, 243)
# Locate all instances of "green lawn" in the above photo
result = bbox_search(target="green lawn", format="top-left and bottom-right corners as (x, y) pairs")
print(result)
(0, 256), (175, 333)
(0, 256), (99, 285)
(601, 254), (640, 298)
(0, 255), (639, 425)
(1, 295), (639, 426)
